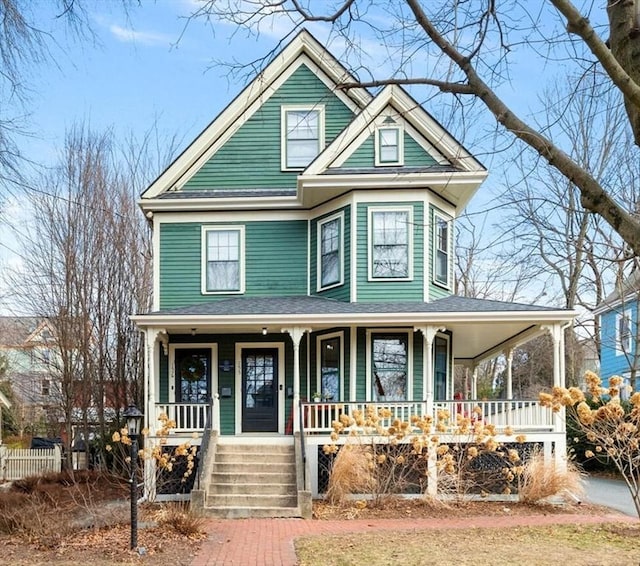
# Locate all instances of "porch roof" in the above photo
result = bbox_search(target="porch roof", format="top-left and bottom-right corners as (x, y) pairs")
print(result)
(132, 295), (575, 364)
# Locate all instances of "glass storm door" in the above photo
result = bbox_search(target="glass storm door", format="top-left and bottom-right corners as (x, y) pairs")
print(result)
(242, 349), (278, 432)
(175, 348), (211, 403)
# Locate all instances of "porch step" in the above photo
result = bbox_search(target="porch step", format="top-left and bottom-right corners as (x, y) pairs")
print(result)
(200, 441), (302, 519)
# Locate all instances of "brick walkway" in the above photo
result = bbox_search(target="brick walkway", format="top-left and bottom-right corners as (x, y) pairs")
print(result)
(191, 513), (638, 566)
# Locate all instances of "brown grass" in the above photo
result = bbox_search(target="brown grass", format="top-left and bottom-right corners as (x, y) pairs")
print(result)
(325, 444), (376, 504)
(154, 502), (205, 536)
(518, 451), (584, 504)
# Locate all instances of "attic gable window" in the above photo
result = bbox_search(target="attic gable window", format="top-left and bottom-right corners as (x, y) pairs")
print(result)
(616, 310), (633, 355)
(318, 213), (343, 290)
(434, 213), (451, 288)
(202, 226), (245, 294)
(282, 106), (324, 170)
(368, 207), (413, 280)
(375, 126), (403, 166)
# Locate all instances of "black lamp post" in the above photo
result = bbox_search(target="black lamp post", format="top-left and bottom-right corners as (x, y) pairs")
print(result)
(123, 403), (143, 550)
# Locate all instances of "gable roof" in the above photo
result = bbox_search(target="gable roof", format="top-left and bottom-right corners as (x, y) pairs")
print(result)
(299, 84), (487, 210)
(594, 270), (640, 315)
(140, 29), (371, 203)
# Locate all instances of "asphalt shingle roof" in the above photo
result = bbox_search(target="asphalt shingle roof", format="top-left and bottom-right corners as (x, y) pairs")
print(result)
(146, 295), (564, 317)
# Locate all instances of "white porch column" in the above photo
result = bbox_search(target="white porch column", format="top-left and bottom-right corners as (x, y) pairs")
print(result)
(505, 348), (514, 400)
(505, 348), (514, 426)
(283, 327), (309, 433)
(415, 326), (445, 414)
(543, 323), (567, 435)
(471, 365), (478, 399)
(146, 328), (167, 434)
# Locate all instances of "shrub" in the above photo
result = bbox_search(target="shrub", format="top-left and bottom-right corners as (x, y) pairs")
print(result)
(518, 449), (584, 504)
(155, 502), (205, 536)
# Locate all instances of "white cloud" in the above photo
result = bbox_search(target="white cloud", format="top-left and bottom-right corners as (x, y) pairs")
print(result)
(109, 24), (174, 47)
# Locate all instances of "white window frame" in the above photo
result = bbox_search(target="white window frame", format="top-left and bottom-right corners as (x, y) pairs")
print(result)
(317, 212), (344, 291)
(375, 126), (404, 166)
(366, 329), (413, 402)
(615, 309), (633, 356)
(315, 331), (344, 401)
(367, 206), (413, 281)
(201, 225), (245, 295)
(281, 105), (325, 171)
(433, 212), (451, 289)
(433, 333), (451, 401)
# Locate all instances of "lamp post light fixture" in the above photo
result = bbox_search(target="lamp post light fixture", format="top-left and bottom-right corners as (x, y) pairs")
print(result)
(123, 403), (143, 550)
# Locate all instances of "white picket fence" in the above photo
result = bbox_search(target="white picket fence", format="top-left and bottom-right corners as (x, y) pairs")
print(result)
(0, 446), (62, 481)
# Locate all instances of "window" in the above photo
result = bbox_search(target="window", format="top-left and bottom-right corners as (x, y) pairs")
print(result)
(202, 226), (244, 293)
(369, 208), (412, 280)
(434, 335), (449, 401)
(434, 214), (450, 287)
(371, 333), (408, 401)
(282, 106), (324, 169)
(318, 214), (343, 289)
(42, 379), (50, 396)
(319, 335), (341, 400)
(616, 310), (633, 355)
(376, 127), (403, 165)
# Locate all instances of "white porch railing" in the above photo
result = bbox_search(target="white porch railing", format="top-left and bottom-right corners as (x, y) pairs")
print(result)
(155, 403), (211, 433)
(0, 446), (62, 480)
(301, 399), (555, 435)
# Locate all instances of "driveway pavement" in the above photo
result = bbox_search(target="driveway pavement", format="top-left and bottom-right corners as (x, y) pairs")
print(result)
(584, 476), (638, 517)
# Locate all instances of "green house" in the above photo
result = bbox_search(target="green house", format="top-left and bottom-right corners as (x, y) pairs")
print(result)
(133, 30), (574, 515)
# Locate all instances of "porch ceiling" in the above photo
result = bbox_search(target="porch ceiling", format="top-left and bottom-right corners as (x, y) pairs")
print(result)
(132, 295), (575, 364)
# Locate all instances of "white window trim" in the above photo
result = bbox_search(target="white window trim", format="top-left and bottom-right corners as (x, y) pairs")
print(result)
(234, 342), (285, 435)
(365, 329), (413, 402)
(168, 343), (218, 404)
(281, 104), (325, 171)
(432, 212), (451, 289)
(201, 225), (246, 295)
(367, 206), (414, 282)
(315, 331), (344, 401)
(316, 211), (344, 291)
(375, 125), (404, 167)
(615, 309), (633, 356)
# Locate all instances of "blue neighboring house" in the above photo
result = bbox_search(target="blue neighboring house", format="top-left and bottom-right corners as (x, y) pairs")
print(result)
(594, 271), (640, 395)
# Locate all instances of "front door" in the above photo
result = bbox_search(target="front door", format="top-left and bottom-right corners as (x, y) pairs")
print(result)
(175, 348), (211, 403)
(242, 348), (278, 432)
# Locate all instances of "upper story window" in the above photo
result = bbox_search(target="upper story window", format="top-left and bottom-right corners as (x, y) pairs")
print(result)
(616, 310), (633, 355)
(202, 226), (245, 294)
(368, 207), (412, 280)
(434, 213), (450, 288)
(281, 106), (324, 170)
(318, 213), (343, 290)
(371, 332), (409, 401)
(375, 126), (403, 166)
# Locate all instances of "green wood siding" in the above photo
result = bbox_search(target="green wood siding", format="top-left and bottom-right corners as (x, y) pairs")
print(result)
(429, 205), (453, 301)
(356, 328), (367, 401)
(412, 331), (424, 401)
(159, 220), (307, 309)
(342, 135), (374, 168)
(183, 64), (355, 191)
(310, 206), (351, 301)
(356, 202), (424, 302)
(339, 132), (438, 169)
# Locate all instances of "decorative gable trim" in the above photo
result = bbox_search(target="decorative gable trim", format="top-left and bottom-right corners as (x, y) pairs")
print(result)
(141, 30), (371, 203)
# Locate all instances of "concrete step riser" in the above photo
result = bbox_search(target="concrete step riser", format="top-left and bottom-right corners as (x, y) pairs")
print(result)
(206, 494), (297, 507)
(212, 462), (295, 475)
(211, 472), (296, 484)
(215, 452), (293, 464)
(201, 507), (302, 519)
(216, 444), (295, 455)
(209, 483), (295, 495)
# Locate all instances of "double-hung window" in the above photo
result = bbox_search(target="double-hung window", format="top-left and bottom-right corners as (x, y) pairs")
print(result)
(318, 335), (341, 401)
(282, 106), (324, 169)
(202, 226), (244, 293)
(369, 208), (412, 280)
(371, 332), (409, 401)
(375, 127), (403, 166)
(318, 213), (343, 289)
(434, 214), (450, 287)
